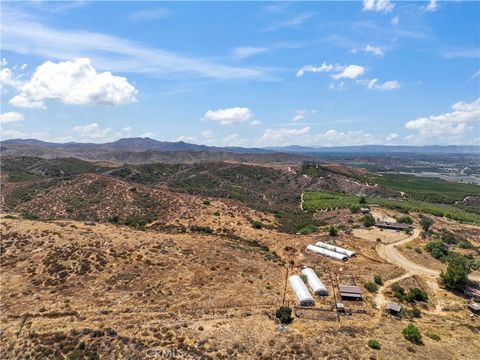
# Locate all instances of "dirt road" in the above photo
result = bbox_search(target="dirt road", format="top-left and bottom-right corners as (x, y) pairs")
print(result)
(374, 227), (480, 309)
(375, 229), (438, 277)
(375, 228), (480, 281)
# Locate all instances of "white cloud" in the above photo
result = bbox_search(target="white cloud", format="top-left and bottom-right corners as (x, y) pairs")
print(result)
(262, 13), (314, 32)
(140, 132), (156, 138)
(0, 128), (29, 139)
(130, 8), (172, 21)
(260, 126), (311, 144)
(72, 123), (113, 140)
(231, 47), (268, 59)
(315, 129), (381, 146)
(331, 65), (365, 80)
(359, 78), (400, 91)
(250, 120), (262, 126)
(0, 65), (23, 93)
(222, 133), (248, 146)
(296, 63), (342, 77)
(2, 9), (268, 81)
(9, 58), (137, 109)
(297, 63), (364, 80)
(292, 110), (306, 122)
(202, 107), (253, 125)
(176, 135), (197, 142)
(391, 16), (400, 26)
(425, 0), (438, 12)
(386, 132), (399, 142)
(328, 81), (347, 91)
(362, 0), (395, 13)
(441, 48), (480, 59)
(0, 111), (24, 124)
(469, 70), (480, 82)
(351, 45), (384, 57)
(405, 98), (480, 140)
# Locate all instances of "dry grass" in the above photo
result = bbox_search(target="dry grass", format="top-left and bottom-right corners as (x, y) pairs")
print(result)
(1, 214), (479, 359)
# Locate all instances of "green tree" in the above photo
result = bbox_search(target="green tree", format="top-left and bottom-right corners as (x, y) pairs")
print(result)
(328, 226), (338, 237)
(251, 221), (263, 229)
(402, 323), (422, 344)
(405, 288), (428, 302)
(396, 215), (413, 224)
(425, 240), (448, 260)
(367, 339), (381, 350)
(440, 253), (471, 290)
(364, 281), (378, 293)
(359, 196), (367, 205)
(374, 274), (383, 285)
(350, 205), (360, 213)
(362, 214), (375, 228)
(420, 216), (433, 232)
(276, 306), (293, 324)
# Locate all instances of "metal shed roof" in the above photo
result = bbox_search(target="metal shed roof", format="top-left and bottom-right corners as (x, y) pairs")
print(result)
(468, 303), (480, 311)
(339, 285), (362, 294)
(386, 302), (402, 313)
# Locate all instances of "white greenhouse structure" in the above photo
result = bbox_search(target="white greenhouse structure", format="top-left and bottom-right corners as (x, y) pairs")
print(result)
(306, 244), (348, 261)
(315, 241), (356, 258)
(301, 267), (328, 296)
(288, 275), (315, 306)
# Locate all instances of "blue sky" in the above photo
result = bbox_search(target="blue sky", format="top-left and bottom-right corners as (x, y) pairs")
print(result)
(1, 0), (479, 147)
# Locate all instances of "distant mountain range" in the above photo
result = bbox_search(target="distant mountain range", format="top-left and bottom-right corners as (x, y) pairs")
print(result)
(1, 138), (478, 164)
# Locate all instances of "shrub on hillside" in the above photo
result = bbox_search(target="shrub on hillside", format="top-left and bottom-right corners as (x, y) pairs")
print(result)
(367, 339), (381, 350)
(298, 225), (316, 235)
(397, 215), (413, 224)
(276, 306), (293, 324)
(350, 205), (360, 213)
(374, 274), (383, 285)
(405, 288), (428, 303)
(328, 226), (338, 237)
(424, 240), (448, 260)
(251, 221), (263, 229)
(190, 225), (214, 234)
(364, 282), (378, 293)
(420, 216), (433, 232)
(402, 324), (422, 344)
(362, 214), (375, 228)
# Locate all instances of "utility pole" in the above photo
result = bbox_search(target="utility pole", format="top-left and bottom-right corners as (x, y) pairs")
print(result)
(282, 264), (289, 305)
(282, 258), (294, 305)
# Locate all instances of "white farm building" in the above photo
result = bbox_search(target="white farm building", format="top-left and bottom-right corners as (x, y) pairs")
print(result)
(301, 267), (328, 296)
(315, 241), (356, 258)
(306, 244), (348, 261)
(288, 275), (315, 306)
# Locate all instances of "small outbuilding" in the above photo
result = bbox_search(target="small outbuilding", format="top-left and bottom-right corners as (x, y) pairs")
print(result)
(385, 302), (402, 315)
(468, 303), (480, 314)
(360, 208), (370, 214)
(464, 286), (480, 299)
(374, 221), (410, 231)
(336, 302), (345, 313)
(339, 285), (362, 300)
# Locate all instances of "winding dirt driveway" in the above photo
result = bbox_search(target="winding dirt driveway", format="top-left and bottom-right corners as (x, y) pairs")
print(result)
(373, 227), (480, 309)
(375, 229), (437, 277)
